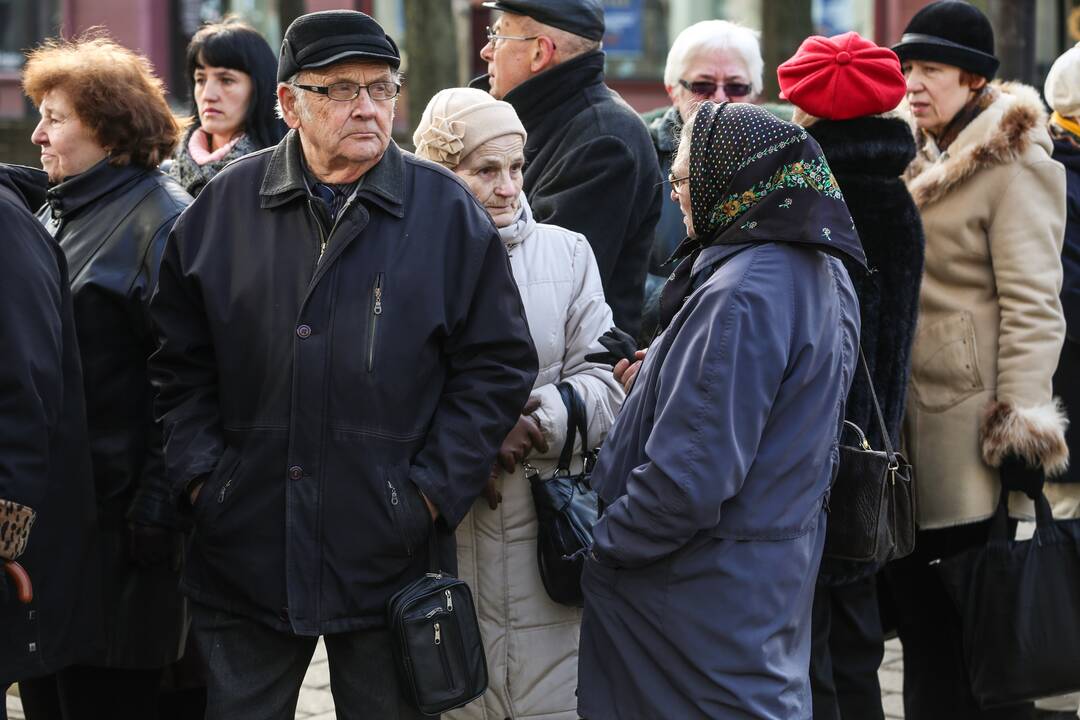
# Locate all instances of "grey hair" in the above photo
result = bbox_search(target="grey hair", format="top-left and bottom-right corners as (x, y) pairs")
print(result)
(274, 67), (404, 121)
(517, 16), (601, 62)
(664, 20), (763, 96)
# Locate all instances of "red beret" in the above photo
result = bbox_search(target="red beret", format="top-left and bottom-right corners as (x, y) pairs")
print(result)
(777, 31), (906, 121)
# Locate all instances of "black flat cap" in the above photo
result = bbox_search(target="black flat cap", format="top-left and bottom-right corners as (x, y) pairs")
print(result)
(278, 10), (400, 82)
(483, 0), (604, 42)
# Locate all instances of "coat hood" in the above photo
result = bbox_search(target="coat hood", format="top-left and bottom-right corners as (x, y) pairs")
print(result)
(0, 164), (49, 213)
(905, 81), (1052, 209)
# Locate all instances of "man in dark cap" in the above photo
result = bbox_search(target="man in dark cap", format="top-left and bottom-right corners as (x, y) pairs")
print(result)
(478, 0), (662, 340)
(150, 10), (538, 718)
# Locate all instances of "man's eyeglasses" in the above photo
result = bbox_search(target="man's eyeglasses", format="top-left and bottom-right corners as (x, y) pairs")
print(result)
(678, 79), (753, 99)
(668, 174), (690, 191)
(485, 26), (539, 48)
(291, 80), (401, 102)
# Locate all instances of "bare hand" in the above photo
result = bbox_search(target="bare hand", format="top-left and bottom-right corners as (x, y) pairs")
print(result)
(613, 349), (647, 393)
(483, 465), (502, 510)
(189, 480), (205, 506)
(421, 491), (439, 521)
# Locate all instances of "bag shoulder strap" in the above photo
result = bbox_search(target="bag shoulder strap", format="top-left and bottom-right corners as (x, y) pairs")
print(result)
(555, 382), (588, 473)
(857, 346), (897, 464)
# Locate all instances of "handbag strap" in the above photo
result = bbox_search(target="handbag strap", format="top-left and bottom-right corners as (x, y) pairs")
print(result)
(555, 382), (588, 474)
(857, 346), (898, 466)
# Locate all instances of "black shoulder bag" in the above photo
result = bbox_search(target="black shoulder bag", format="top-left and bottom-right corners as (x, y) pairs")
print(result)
(525, 382), (599, 607)
(823, 348), (916, 565)
(387, 531), (488, 716)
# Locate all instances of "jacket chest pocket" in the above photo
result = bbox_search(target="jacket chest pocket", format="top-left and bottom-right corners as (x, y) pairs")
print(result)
(910, 311), (984, 412)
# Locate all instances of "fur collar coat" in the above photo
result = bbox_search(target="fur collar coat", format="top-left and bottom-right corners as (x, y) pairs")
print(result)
(903, 81), (1069, 528)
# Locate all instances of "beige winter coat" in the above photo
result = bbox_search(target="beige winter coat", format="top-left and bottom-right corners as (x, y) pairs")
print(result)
(449, 195), (623, 720)
(904, 82), (1069, 529)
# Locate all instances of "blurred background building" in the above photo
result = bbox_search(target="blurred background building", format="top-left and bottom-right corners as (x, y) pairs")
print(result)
(1, 0), (1076, 163)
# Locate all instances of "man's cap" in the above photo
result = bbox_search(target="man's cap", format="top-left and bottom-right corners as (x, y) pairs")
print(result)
(482, 0), (605, 42)
(278, 10), (400, 83)
(891, 1), (999, 80)
(778, 32), (906, 121)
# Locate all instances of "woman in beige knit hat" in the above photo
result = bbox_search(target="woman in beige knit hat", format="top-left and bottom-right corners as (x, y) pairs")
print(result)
(413, 87), (624, 720)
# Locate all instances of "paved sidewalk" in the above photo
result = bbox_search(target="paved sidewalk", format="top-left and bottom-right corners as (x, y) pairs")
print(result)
(7, 638), (907, 719)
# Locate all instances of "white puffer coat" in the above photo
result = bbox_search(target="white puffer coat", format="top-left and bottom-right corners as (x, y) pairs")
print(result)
(449, 194), (624, 720)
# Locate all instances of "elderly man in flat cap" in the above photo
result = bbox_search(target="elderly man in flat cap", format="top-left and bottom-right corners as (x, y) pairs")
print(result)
(149, 10), (537, 719)
(478, 0), (662, 340)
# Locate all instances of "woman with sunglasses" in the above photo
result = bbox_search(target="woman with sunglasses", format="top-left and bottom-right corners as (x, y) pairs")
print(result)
(640, 19), (763, 340)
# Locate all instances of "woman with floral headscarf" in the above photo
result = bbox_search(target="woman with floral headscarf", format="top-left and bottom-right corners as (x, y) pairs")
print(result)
(577, 101), (865, 720)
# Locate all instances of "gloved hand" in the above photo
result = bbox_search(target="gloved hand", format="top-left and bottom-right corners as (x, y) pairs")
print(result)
(999, 453), (1046, 500)
(584, 326), (639, 367)
(129, 523), (181, 571)
(497, 397), (548, 473)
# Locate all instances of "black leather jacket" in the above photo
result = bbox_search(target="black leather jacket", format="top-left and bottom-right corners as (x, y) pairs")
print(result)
(39, 160), (191, 527)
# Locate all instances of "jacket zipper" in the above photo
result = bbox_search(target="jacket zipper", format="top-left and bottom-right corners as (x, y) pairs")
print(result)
(434, 622), (455, 689)
(368, 272), (383, 372)
(217, 476), (233, 503)
(387, 480), (412, 556)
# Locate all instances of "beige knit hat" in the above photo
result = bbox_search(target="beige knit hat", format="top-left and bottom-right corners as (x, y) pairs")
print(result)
(1046, 42), (1080, 118)
(412, 87), (526, 168)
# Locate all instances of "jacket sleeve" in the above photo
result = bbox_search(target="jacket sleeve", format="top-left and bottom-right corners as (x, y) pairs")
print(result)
(409, 229), (538, 528)
(149, 213), (225, 506)
(590, 279), (791, 569)
(980, 159), (1070, 476)
(529, 134), (645, 282)
(531, 236), (625, 454)
(1064, 193), (1080, 342)
(0, 212), (63, 557)
(129, 214), (181, 526)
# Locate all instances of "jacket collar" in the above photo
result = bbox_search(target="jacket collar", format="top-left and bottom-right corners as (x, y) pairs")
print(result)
(260, 129), (405, 218)
(649, 105), (682, 155)
(905, 81), (1051, 209)
(45, 159), (147, 220)
(504, 50), (606, 131)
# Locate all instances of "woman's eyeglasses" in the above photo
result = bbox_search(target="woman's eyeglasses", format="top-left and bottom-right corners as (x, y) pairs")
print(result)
(678, 79), (753, 99)
(668, 174), (690, 191)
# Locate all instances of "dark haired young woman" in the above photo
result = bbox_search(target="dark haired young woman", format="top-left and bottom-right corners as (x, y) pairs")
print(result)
(169, 19), (285, 196)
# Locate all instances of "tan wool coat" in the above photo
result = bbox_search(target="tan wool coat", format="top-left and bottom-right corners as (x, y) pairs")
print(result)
(904, 82), (1069, 529)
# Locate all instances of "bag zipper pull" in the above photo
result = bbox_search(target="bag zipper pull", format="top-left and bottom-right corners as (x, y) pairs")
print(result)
(445, 589), (453, 612)
(434, 622), (441, 645)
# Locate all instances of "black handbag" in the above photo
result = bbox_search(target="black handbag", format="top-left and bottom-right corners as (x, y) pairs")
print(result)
(387, 533), (488, 716)
(936, 487), (1080, 708)
(823, 348), (916, 565)
(525, 382), (599, 607)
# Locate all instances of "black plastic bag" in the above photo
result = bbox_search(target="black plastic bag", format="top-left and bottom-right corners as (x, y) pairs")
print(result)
(936, 487), (1080, 708)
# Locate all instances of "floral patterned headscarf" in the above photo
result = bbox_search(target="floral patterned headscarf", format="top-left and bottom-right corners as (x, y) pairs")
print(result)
(657, 102), (865, 331)
(677, 101), (864, 265)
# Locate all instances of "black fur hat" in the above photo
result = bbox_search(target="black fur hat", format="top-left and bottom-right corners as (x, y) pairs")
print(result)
(892, 1), (999, 80)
